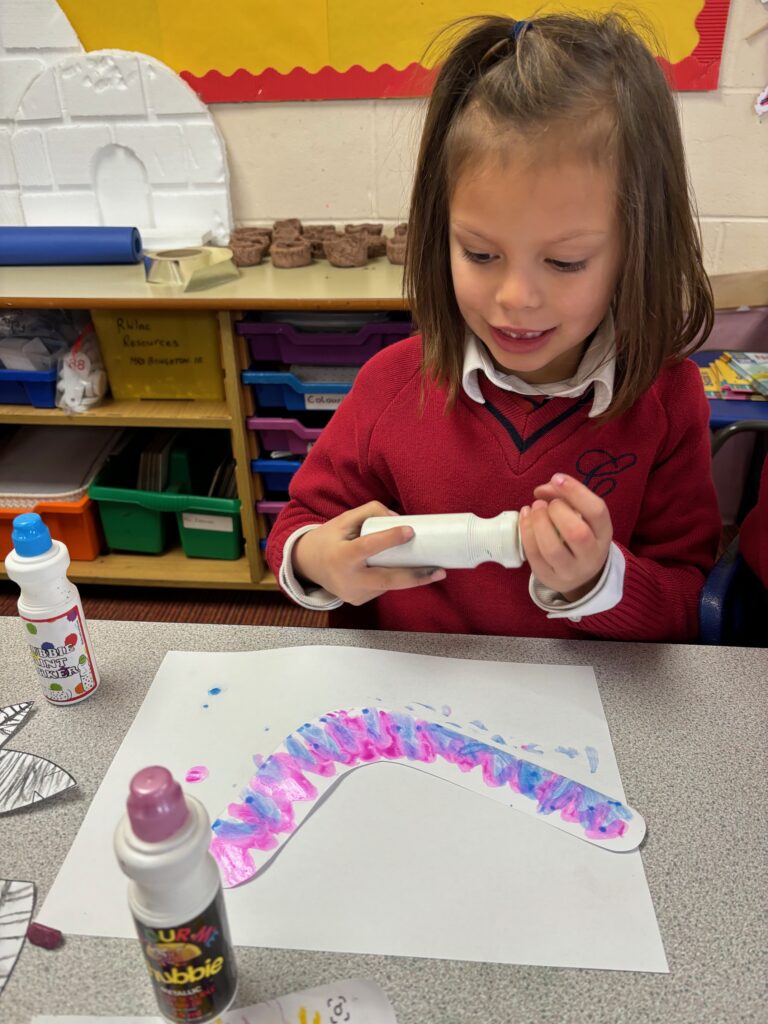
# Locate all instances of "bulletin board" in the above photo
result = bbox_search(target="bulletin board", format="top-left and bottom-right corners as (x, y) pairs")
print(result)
(58, 0), (733, 102)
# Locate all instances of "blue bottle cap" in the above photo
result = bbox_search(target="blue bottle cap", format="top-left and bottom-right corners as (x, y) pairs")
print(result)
(11, 512), (53, 557)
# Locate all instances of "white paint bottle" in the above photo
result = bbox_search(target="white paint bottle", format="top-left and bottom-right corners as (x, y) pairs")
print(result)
(362, 511), (525, 569)
(114, 765), (238, 1024)
(4, 512), (99, 705)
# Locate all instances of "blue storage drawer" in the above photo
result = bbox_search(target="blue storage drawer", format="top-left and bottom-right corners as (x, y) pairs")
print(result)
(251, 458), (302, 494)
(0, 368), (57, 407)
(242, 367), (356, 411)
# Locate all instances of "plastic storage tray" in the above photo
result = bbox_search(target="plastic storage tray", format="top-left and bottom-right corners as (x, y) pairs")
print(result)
(0, 368), (57, 407)
(0, 426), (123, 508)
(251, 459), (301, 495)
(88, 431), (243, 559)
(242, 369), (354, 411)
(0, 495), (102, 561)
(247, 417), (322, 455)
(256, 499), (287, 527)
(89, 476), (243, 559)
(237, 319), (412, 365)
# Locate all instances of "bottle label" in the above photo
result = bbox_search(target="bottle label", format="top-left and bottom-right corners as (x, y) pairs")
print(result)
(135, 891), (237, 1024)
(22, 605), (98, 705)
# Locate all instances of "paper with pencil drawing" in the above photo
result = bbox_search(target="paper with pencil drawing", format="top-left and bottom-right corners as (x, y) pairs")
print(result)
(32, 976), (398, 1023)
(0, 702), (77, 815)
(41, 646), (668, 972)
(0, 880), (35, 997)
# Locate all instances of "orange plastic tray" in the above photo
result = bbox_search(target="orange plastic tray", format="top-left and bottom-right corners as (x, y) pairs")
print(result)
(0, 495), (103, 562)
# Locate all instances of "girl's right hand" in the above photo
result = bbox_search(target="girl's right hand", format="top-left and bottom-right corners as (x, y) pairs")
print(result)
(291, 501), (446, 606)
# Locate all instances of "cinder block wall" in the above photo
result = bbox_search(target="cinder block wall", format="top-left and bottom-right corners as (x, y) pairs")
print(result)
(211, 0), (768, 275)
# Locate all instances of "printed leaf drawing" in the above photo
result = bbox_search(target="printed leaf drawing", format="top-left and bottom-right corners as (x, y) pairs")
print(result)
(0, 703), (34, 749)
(0, 880), (35, 996)
(0, 702), (77, 815)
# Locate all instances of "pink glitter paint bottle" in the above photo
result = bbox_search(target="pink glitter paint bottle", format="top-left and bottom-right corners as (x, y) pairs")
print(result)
(115, 766), (237, 1023)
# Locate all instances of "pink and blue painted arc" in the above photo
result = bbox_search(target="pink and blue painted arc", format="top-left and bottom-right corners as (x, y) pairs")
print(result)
(210, 707), (640, 888)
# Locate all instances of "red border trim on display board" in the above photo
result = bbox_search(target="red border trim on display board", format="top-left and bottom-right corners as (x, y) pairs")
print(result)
(180, 0), (732, 102)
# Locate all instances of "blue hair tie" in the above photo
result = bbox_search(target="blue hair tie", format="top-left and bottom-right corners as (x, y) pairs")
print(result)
(511, 20), (532, 41)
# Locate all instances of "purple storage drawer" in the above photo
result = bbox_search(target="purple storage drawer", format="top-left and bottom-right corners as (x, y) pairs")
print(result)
(256, 500), (287, 527)
(247, 416), (322, 455)
(237, 320), (412, 365)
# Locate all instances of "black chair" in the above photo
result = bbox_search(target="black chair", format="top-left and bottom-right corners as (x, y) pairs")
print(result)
(698, 422), (768, 645)
(698, 535), (767, 645)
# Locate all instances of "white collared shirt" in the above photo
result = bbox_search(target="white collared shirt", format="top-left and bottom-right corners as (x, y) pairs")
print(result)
(279, 316), (625, 621)
(461, 311), (616, 416)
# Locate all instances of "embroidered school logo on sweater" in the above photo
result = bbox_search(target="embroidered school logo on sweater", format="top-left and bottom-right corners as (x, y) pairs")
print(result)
(576, 450), (638, 496)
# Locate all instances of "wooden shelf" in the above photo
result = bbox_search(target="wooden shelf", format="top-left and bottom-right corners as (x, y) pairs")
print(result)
(710, 270), (768, 311)
(0, 548), (278, 590)
(0, 397), (231, 428)
(0, 259), (408, 310)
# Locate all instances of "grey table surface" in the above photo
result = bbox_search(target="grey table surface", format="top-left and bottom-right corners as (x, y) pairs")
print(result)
(0, 618), (766, 1024)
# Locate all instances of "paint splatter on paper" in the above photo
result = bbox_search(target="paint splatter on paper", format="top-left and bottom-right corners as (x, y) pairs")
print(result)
(211, 706), (643, 887)
(522, 742), (544, 754)
(185, 766), (209, 784)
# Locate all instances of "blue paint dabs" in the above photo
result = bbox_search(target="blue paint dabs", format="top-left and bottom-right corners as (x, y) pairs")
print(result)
(202, 686), (224, 710)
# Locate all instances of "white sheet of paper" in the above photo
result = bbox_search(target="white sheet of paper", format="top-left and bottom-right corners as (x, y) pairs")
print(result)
(41, 646), (667, 972)
(32, 976), (397, 1024)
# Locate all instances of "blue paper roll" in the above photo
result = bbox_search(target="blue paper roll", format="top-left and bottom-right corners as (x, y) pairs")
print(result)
(0, 226), (143, 266)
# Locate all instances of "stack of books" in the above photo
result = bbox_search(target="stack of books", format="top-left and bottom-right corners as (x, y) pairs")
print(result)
(698, 351), (768, 401)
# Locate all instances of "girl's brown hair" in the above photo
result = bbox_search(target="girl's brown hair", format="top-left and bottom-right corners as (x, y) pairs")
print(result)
(404, 12), (713, 419)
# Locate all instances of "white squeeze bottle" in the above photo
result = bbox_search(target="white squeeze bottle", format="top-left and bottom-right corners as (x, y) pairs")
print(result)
(361, 511), (526, 570)
(115, 765), (238, 1024)
(4, 512), (99, 705)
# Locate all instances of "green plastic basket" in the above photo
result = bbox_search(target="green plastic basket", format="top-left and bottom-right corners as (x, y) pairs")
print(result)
(89, 478), (242, 559)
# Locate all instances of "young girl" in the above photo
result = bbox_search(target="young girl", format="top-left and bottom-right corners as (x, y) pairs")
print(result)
(266, 12), (721, 641)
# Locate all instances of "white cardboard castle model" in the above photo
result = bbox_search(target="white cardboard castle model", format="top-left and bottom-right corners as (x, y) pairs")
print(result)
(0, 0), (232, 247)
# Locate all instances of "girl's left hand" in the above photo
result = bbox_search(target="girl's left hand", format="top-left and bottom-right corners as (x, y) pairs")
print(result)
(519, 473), (613, 602)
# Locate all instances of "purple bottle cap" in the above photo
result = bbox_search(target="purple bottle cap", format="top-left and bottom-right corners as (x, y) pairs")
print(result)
(127, 766), (189, 842)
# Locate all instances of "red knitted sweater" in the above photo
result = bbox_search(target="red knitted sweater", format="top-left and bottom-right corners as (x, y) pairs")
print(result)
(267, 336), (721, 641)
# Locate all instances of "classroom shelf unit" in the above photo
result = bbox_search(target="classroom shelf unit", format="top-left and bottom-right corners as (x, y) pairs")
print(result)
(0, 260), (407, 591)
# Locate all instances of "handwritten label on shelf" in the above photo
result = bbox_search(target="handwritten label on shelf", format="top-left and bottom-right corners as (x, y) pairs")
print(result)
(182, 513), (234, 533)
(90, 310), (224, 401)
(305, 394), (344, 410)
